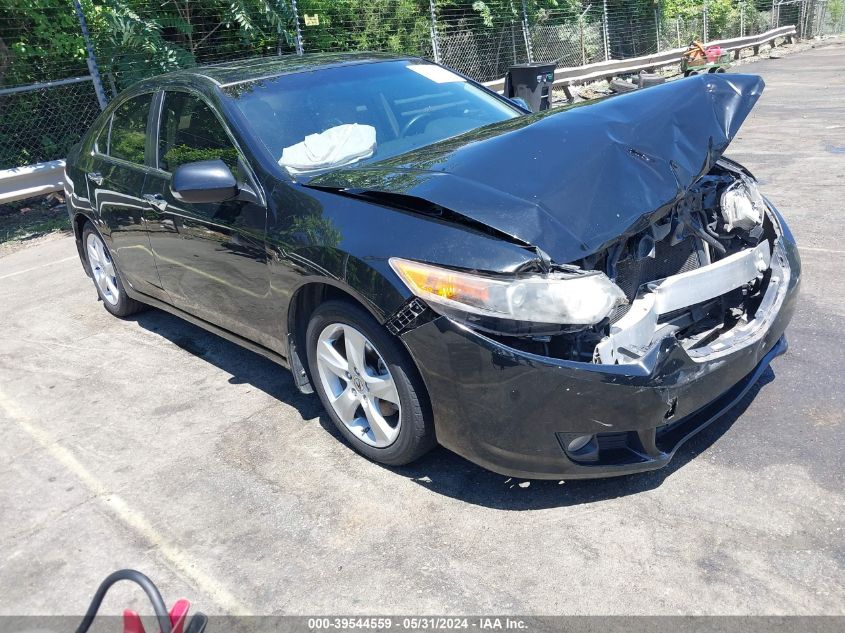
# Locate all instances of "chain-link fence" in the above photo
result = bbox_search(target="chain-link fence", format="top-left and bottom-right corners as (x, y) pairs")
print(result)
(0, 79), (102, 169)
(2, 0), (844, 176)
(528, 5), (606, 67)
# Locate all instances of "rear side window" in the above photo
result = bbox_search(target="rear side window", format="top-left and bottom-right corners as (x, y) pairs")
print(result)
(158, 92), (239, 175)
(108, 93), (153, 164)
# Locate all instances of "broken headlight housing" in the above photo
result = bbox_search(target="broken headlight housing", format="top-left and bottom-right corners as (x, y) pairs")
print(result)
(720, 176), (766, 232)
(389, 258), (627, 332)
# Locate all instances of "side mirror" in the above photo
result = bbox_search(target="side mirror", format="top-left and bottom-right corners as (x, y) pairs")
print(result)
(171, 159), (238, 204)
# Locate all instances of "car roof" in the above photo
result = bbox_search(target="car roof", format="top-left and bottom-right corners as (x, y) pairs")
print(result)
(134, 52), (415, 93)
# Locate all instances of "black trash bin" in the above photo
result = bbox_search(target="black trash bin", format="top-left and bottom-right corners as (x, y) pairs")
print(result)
(504, 62), (556, 112)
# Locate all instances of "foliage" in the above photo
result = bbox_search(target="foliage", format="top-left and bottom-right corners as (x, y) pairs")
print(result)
(85, 1), (197, 89)
(0, 0), (86, 86)
(830, 0), (844, 25)
(296, 0), (431, 55)
(87, 0), (296, 90)
(663, 0), (742, 34)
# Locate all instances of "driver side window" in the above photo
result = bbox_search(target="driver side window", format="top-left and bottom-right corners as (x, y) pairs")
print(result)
(158, 92), (240, 178)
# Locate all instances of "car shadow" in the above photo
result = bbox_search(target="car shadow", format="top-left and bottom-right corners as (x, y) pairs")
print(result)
(131, 307), (775, 511)
(130, 308), (324, 422)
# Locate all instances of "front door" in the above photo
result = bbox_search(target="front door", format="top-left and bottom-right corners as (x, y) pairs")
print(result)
(142, 90), (272, 344)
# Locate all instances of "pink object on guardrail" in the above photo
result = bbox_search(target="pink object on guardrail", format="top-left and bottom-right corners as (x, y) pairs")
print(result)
(705, 46), (723, 62)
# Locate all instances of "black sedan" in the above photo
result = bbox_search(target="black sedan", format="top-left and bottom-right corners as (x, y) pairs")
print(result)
(64, 53), (800, 479)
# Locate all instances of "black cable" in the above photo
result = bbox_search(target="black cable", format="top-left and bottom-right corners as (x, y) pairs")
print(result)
(75, 569), (173, 633)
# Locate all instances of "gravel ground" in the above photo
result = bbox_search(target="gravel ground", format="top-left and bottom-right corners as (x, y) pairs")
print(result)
(0, 42), (843, 618)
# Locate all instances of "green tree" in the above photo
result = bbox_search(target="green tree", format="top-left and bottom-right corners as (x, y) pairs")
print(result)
(87, 0), (296, 90)
(296, 0), (431, 55)
(0, 0), (86, 86)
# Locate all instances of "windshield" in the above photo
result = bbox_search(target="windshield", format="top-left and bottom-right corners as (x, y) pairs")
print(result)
(225, 59), (519, 176)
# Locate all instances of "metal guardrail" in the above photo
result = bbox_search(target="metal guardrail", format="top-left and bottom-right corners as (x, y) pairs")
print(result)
(483, 25), (797, 93)
(0, 25), (797, 206)
(0, 160), (66, 205)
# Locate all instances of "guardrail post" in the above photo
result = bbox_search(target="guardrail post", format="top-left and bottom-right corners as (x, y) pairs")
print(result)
(428, 0), (441, 64)
(602, 0), (610, 60)
(72, 0), (107, 110)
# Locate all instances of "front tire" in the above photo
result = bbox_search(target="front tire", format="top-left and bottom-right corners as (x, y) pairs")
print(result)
(82, 222), (145, 318)
(305, 300), (435, 466)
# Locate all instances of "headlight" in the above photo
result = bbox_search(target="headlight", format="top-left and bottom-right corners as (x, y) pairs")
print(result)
(389, 258), (627, 328)
(720, 177), (765, 232)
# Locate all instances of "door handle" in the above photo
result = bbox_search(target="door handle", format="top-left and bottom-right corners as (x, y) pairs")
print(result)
(143, 193), (168, 211)
(87, 172), (104, 185)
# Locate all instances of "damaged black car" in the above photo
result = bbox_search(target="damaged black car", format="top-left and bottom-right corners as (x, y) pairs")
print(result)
(64, 53), (800, 479)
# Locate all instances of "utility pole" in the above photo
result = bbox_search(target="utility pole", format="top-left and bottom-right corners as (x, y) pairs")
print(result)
(429, 0), (441, 64)
(602, 0), (610, 60)
(290, 0), (304, 55)
(655, 7), (661, 51)
(72, 0), (107, 110)
(521, 0), (534, 63)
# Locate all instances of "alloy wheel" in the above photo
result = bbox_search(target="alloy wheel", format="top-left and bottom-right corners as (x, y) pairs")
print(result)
(86, 232), (120, 306)
(315, 323), (401, 448)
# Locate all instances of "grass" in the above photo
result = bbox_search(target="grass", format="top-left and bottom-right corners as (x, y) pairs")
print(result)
(0, 194), (71, 245)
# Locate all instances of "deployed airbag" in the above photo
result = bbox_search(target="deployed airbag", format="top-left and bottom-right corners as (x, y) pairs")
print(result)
(280, 123), (376, 174)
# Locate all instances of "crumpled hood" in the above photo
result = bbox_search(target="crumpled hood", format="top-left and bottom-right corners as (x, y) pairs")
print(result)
(307, 73), (764, 263)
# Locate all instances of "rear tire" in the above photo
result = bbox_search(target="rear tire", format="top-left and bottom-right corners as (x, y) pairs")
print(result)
(82, 222), (145, 318)
(305, 299), (435, 466)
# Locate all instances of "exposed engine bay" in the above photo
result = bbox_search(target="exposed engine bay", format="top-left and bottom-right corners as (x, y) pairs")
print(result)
(490, 160), (788, 366)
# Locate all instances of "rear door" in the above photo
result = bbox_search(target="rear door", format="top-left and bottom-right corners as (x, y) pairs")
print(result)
(142, 90), (272, 344)
(84, 92), (165, 300)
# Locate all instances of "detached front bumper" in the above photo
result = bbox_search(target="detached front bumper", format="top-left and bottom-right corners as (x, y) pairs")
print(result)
(400, 233), (800, 480)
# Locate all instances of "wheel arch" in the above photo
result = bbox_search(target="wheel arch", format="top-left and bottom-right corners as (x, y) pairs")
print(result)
(287, 280), (381, 357)
(293, 281), (437, 454)
(284, 270), (411, 394)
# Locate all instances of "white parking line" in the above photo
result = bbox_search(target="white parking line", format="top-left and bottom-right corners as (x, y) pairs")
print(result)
(0, 255), (78, 281)
(0, 390), (250, 615)
(800, 246), (845, 255)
